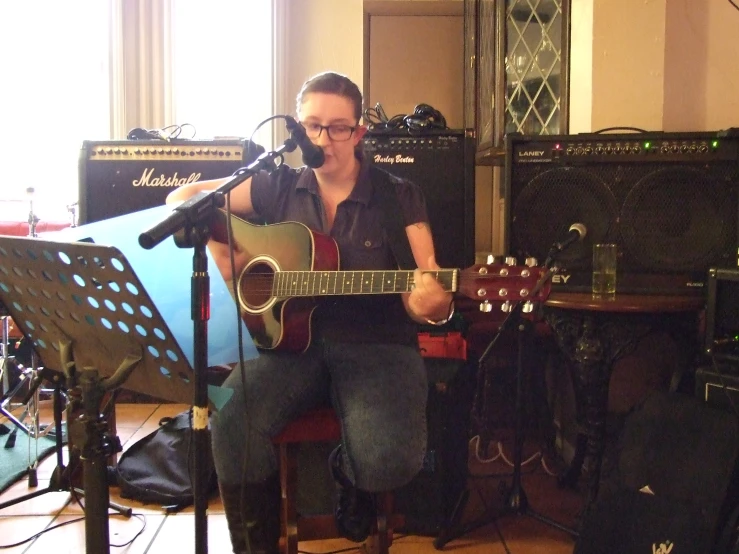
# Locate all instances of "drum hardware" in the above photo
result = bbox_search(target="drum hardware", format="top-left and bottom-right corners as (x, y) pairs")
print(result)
(26, 187), (39, 237)
(1, 314), (42, 447)
(66, 201), (78, 227)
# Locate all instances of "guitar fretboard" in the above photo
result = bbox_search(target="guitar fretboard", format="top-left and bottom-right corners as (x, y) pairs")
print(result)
(272, 269), (458, 297)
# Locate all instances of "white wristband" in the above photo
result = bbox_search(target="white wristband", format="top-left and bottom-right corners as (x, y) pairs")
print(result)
(424, 302), (455, 326)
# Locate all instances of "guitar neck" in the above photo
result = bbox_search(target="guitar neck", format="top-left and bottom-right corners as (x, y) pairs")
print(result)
(273, 269), (458, 297)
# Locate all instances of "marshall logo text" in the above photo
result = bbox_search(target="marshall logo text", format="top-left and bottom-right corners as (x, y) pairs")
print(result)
(373, 154), (415, 165)
(132, 168), (202, 187)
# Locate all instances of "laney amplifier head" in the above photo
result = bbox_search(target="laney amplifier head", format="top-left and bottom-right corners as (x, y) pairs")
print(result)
(505, 130), (739, 294)
(78, 139), (264, 224)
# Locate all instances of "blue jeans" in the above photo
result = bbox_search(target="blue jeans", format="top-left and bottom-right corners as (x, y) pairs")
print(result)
(211, 340), (428, 492)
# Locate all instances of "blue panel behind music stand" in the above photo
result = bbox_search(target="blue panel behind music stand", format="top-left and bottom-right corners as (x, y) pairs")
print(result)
(45, 205), (258, 368)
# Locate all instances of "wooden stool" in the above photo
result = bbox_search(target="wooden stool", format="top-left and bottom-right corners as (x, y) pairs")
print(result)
(271, 407), (399, 554)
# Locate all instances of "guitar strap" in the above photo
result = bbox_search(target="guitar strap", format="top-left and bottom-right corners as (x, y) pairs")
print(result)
(369, 166), (417, 271)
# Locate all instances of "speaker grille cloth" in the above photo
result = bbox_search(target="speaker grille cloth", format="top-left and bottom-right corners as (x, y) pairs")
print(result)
(510, 162), (738, 276)
(511, 166), (618, 269)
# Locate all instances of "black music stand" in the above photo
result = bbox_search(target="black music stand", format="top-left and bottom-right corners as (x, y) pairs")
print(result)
(0, 235), (197, 554)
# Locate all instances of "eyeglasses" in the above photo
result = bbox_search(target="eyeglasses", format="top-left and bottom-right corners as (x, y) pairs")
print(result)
(301, 122), (356, 142)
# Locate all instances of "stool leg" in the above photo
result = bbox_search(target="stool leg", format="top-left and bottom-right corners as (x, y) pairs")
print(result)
(368, 492), (392, 554)
(219, 477), (281, 554)
(279, 443), (299, 554)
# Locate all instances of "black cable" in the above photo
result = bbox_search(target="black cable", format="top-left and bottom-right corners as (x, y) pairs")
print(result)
(0, 513), (147, 549)
(126, 123), (197, 141)
(297, 545), (365, 554)
(729, 0), (739, 11)
(592, 126), (650, 134)
(363, 102), (448, 133)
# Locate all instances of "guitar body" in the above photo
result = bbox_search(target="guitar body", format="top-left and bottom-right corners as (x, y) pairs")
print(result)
(212, 210), (551, 353)
(213, 211), (339, 352)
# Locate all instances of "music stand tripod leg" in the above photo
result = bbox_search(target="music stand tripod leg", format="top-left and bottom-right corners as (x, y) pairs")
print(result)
(433, 311), (579, 550)
(0, 368), (132, 521)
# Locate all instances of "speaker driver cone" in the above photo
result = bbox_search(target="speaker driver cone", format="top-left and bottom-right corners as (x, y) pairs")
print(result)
(511, 167), (618, 268)
(620, 167), (734, 273)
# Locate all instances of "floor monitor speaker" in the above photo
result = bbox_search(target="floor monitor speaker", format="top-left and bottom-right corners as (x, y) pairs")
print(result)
(505, 131), (739, 294)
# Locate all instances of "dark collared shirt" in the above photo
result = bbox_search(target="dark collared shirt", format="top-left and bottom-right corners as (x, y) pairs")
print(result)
(249, 156), (428, 345)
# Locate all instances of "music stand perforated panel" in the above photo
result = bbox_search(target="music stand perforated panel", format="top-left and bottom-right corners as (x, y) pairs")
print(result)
(0, 236), (193, 404)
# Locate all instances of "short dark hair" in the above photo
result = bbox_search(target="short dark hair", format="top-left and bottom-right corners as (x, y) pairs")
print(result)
(296, 72), (363, 123)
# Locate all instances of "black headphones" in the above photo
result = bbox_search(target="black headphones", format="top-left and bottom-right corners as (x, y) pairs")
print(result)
(127, 127), (165, 140)
(403, 104), (447, 131)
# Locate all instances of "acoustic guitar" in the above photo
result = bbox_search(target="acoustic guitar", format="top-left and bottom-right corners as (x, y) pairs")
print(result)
(210, 210), (551, 352)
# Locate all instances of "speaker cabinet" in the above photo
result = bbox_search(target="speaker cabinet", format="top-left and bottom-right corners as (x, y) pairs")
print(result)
(505, 131), (739, 294)
(364, 130), (475, 271)
(78, 139), (263, 224)
(706, 268), (739, 360)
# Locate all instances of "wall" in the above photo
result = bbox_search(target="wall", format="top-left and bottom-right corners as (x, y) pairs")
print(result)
(663, 0), (739, 130)
(279, 0), (364, 165)
(591, 0), (668, 132)
(367, 14), (464, 127)
(571, 0), (739, 132)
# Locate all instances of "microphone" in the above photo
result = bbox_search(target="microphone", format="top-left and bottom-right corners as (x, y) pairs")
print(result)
(284, 116), (325, 169)
(544, 223), (587, 267)
(557, 222), (587, 251)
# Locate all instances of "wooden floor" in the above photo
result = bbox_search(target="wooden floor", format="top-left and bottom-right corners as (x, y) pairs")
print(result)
(0, 402), (584, 554)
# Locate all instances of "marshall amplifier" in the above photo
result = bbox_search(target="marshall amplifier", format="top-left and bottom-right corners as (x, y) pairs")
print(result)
(505, 130), (739, 294)
(364, 129), (475, 271)
(78, 139), (264, 224)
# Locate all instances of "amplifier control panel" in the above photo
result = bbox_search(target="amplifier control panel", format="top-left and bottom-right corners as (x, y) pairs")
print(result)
(83, 140), (248, 162)
(511, 131), (739, 164)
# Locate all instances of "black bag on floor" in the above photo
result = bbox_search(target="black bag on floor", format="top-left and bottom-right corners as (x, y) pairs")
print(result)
(574, 392), (739, 554)
(112, 409), (217, 511)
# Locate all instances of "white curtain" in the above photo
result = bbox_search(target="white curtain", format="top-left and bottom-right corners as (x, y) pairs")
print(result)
(0, 1), (112, 222)
(170, 0), (274, 149)
(0, 0), (275, 222)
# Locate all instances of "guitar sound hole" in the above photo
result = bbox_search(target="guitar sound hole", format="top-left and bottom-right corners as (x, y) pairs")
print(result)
(240, 263), (274, 309)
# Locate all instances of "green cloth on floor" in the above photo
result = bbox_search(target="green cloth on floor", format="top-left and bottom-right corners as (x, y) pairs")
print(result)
(0, 424), (59, 494)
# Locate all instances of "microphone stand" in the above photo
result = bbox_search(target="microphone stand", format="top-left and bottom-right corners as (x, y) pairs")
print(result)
(139, 135), (297, 554)
(434, 254), (578, 549)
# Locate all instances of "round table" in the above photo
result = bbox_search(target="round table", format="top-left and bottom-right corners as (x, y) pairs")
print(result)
(543, 292), (705, 506)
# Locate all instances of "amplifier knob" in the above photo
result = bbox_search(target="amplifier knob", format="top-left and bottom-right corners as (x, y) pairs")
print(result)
(584, 147), (592, 154)
(595, 146), (603, 155)
(699, 144), (708, 153)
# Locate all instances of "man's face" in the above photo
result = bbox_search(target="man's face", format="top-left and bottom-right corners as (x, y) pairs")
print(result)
(297, 92), (366, 175)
